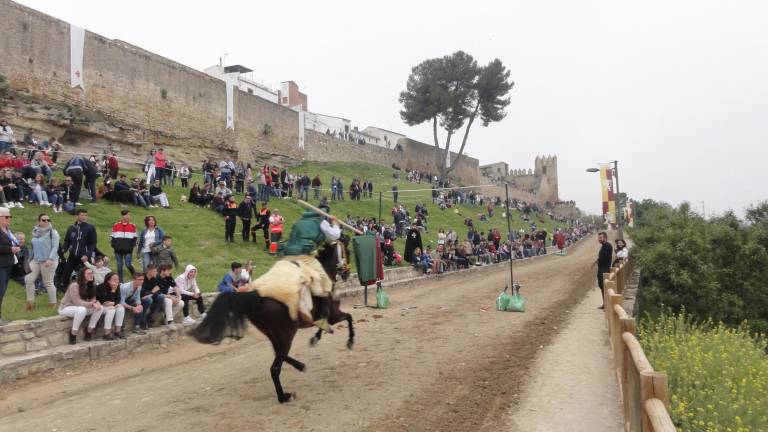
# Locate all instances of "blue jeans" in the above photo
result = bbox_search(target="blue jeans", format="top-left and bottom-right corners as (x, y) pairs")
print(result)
(141, 252), (153, 272)
(0, 265), (11, 320)
(0, 141), (11, 154)
(115, 254), (135, 282)
(141, 293), (165, 325)
(257, 184), (265, 201)
(299, 186), (308, 200)
(124, 298), (144, 329)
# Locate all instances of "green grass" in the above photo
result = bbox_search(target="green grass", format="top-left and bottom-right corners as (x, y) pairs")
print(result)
(1, 161), (567, 321)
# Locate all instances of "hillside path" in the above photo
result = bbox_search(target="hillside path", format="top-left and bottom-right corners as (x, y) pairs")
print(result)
(508, 287), (624, 431)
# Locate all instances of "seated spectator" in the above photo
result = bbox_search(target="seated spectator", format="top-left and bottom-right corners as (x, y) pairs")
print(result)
(114, 175), (148, 208)
(213, 181), (231, 213)
(46, 178), (64, 213)
(175, 264), (205, 326)
(151, 235), (179, 270)
(149, 179), (171, 209)
(614, 239), (629, 266)
(140, 264), (163, 329)
(218, 262), (242, 293)
(29, 174), (50, 206)
(96, 272), (125, 340)
(119, 272), (145, 334)
(83, 254), (111, 285)
(157, 264), (183, 325)
(58, 267), (103, 344)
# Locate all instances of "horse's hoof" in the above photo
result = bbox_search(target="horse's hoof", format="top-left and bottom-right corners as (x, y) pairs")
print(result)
(279, 393), (295, 403)
(347, 340), (354, 350)
(309, 336), (318, 347)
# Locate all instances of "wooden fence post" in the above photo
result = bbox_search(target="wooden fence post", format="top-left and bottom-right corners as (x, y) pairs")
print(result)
(604, 279), (617, 327)
(620, 318), (636, 430)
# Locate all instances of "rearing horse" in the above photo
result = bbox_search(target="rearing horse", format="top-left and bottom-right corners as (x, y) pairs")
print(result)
(192, 236), (354, 403)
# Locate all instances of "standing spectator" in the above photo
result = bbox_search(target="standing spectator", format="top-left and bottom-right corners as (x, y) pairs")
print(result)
(392, 185), (398, 203)
(367, 179), (373, 199)
(119, 272), (145, 334)
(237, 195), (254, 242)
(0, 207), (19, 324)
(151, 235), (179, 269)
(0, 120), (16, 154)
(268, 208), (284, 254)
(106, 152), (119, 179)
(58, 267), (103, 344)
(83, 255), (112, 285)
(63, 155), (87, 205)
(596, 232), (614, 309)
(251, 201), (270, 247)
(178, 165), (190, 188)
(223, 196), (238, 243)
(60, 209), (97, 290)
(311, 175), (322, 199)
(336, 178), (344, 201)
(153, 148), (167, 185)
(137, 215), (164, 272)
(175, 264), (205, 325)
(25, 213), (59, 311)
(50, 137), (62, 164)
(84, 156), (99, 203)
(111, 209), (137, 282)
(259, 165), (268, 202)
(298, 172), (310, 200)
(96, 272), (126, 340)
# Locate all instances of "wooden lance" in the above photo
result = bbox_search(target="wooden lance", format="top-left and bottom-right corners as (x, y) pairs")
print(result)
(295, 199), (364, 235)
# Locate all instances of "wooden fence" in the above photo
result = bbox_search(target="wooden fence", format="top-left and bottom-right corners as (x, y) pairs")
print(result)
(604, 259), (676, 432)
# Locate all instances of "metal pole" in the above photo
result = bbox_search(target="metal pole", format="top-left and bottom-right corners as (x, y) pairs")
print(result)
(505, 183), (514, 285)
(613, 160), (623, 238)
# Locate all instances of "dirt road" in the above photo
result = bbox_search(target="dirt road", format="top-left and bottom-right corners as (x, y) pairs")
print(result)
(0, 237), (598, 432)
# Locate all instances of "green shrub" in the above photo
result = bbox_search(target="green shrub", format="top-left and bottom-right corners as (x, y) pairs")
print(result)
(641, 312), (768, 431)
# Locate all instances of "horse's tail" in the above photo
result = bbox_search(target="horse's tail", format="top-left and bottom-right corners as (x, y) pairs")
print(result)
(191, 291), (261, 344)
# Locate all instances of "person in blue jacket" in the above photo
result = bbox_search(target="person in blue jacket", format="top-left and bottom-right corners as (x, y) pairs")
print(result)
(217, 262), (242, 293)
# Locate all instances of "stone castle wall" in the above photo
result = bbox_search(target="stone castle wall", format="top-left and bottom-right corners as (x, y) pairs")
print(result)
(0, 0), (479, 183)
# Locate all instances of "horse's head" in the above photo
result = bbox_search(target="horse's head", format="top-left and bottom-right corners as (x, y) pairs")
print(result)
(317, 234), (351, 283)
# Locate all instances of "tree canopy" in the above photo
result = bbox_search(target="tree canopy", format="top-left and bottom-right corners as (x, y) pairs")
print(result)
(399, 51), (513, 179)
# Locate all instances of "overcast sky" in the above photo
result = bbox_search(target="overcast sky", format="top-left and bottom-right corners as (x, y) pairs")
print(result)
(16, 0), (768, 216)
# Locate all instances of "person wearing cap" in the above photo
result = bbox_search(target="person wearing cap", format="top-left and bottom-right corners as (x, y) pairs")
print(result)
(0, 120), (16, 155)
(0, 206), (20, 324)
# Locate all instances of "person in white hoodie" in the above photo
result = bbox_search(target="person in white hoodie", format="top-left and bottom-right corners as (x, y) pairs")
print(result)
(174, 264), (205, 325)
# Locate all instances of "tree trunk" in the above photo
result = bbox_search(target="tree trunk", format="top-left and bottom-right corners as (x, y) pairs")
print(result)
(445, 102), (480, 177)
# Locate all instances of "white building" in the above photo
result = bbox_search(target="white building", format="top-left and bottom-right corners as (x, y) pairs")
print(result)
(203, 64), (279, 104)
(304, 112), (351, 137)
(361, 126), (406, 149)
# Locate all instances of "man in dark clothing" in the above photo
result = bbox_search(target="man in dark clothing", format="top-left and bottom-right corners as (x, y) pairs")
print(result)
(596, 231), (614, 309)
(60, 209), (97, 289)
(63, 155), (87, 205)
(392, 185), (398, 203)
(84, 158), (99, 203)
(238, 195), (255, 242)
(250, 202), (271, 245)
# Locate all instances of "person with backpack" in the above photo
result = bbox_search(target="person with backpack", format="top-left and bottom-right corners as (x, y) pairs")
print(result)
(63, 155), (87, 205)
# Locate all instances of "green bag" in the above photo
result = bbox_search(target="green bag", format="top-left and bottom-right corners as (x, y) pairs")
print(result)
(376, 287), (389, 309)
(506, 293), (526, 312)
(495, 289), (511, 311)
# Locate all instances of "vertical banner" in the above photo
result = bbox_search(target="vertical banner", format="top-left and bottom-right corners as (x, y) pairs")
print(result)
(445, 149), (451, 168)
(298, 110), (305, 149)
(69, 24), (85, 89)
(599, 163), (616, 224)
(225, 79), (234, 130)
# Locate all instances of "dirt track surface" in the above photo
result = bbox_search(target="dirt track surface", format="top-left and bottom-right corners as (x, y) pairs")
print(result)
(0, 238), (597, 432)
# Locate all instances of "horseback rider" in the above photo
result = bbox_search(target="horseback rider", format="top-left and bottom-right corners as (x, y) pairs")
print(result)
(281, 211), (342, 333)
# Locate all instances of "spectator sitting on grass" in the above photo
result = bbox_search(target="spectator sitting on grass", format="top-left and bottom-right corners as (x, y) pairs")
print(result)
(149, 179), (171, 209)
(151, 235), (179, 270)
(218, 262), (242, 293)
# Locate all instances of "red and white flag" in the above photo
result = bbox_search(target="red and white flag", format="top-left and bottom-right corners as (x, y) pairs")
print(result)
(70, 24), (85, 89)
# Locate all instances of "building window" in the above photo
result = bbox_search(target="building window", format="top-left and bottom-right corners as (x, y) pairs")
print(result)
(282, 97), (288, 104)
(247, 88), (253, 94)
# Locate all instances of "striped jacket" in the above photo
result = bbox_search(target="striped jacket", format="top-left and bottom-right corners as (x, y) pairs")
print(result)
(110, 221), (137, 254)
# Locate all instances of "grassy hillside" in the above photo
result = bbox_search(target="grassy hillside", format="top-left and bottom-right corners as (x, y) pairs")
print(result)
(2, 161), (567, 321)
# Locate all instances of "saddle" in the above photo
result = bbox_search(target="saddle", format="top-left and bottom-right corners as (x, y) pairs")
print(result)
(239, 257), (331, 324)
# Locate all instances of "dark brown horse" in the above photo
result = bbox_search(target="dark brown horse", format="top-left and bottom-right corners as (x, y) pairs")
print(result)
(192, 237), (354, 403)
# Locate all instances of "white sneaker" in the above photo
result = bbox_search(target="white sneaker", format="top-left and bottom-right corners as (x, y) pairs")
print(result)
(182, 316), (195, 326)
(15, 202), (23, 209)
(199, 312), (207, 321)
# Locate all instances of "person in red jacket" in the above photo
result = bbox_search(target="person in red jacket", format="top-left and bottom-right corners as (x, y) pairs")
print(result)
(106, 152), (119, 179)
(110, 209), (137, 282)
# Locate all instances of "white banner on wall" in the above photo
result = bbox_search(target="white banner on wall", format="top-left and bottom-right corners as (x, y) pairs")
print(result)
(445, 149), (451, 168)
(69, 24), (85, 89)
(298, 110), (305, 149)
(225, 79), (234, 130)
